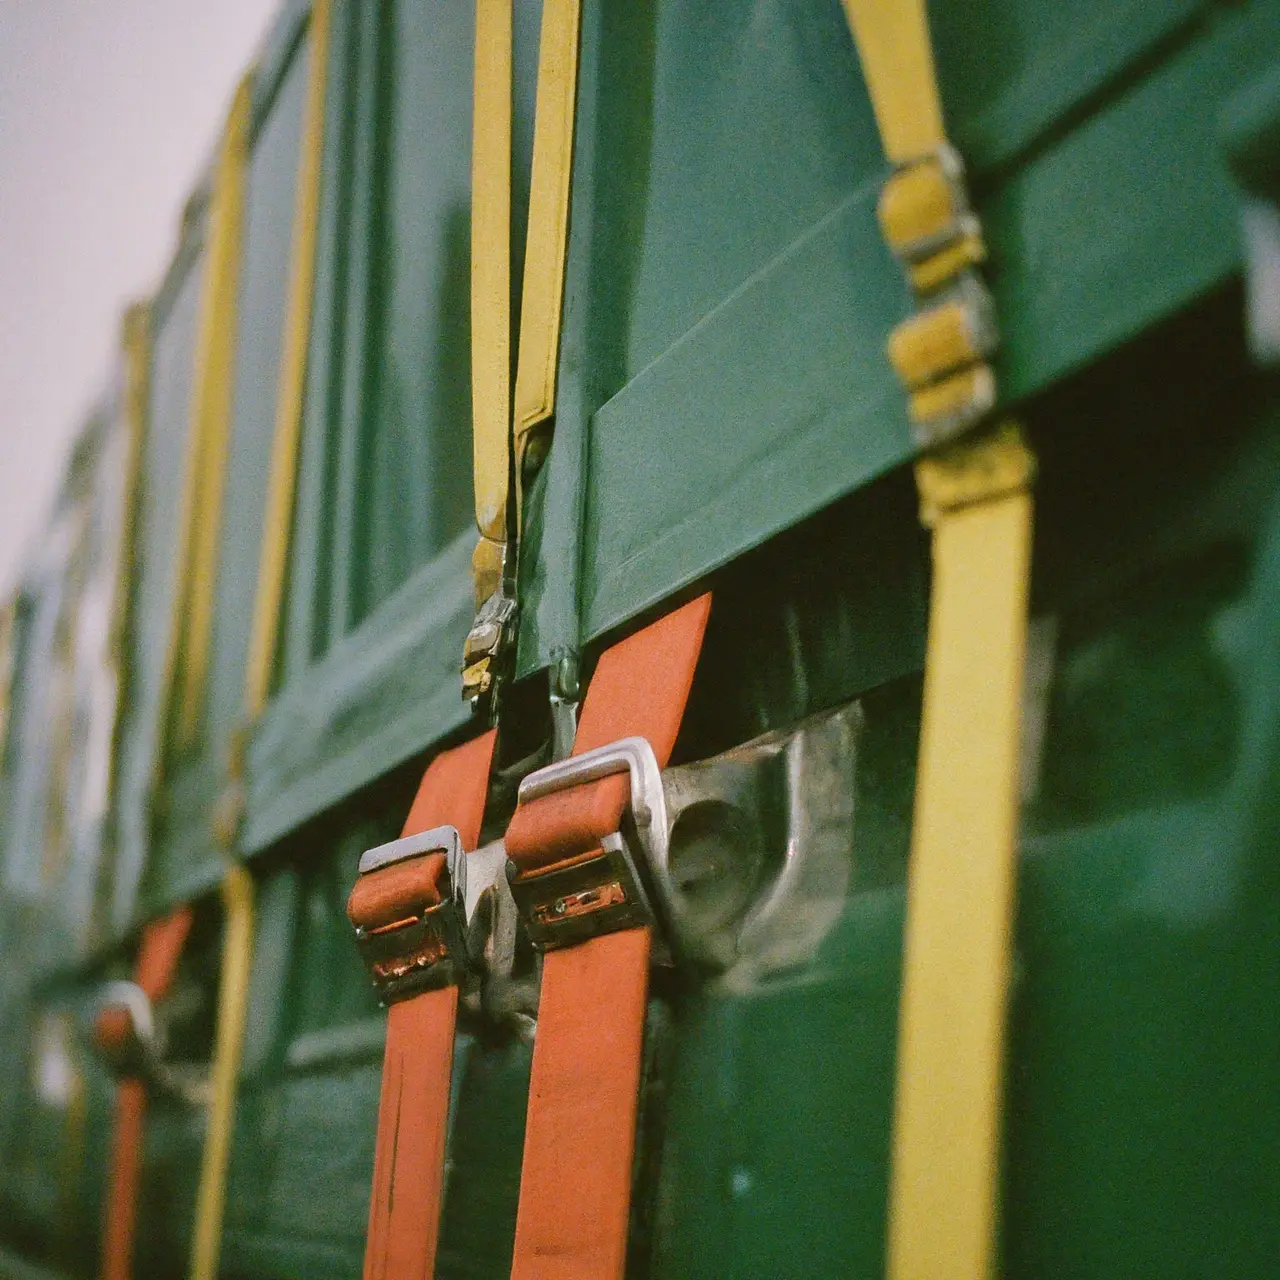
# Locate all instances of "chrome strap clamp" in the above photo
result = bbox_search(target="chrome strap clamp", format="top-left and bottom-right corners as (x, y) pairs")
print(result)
(505, 737), (679, 953)
(93, 980), (161, 1076)
(353, 824), (471, 1003)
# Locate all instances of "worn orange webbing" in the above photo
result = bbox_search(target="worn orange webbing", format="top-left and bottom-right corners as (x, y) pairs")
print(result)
(351, 729), (496, 1280)
(98, 907), (193, 1280)
(503, 593), (712, 1280)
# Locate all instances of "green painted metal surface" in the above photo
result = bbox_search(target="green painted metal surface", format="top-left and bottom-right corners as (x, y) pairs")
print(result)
(4, 2), (1280, 1277)
(521, 0), (1278, 670)
(346, 0), (475, 626)
(249, 0), (1280, 842)
(279, 0), (482, 649)
(0, 411), (122, 936)
(2, 556), (69, 898)
(0, 593), (34, 863)
(40, 291), (1280, 1280)
(279, 0), (360, 687)
(245, 532), (473, 854)
(935, 0), (1211, 172)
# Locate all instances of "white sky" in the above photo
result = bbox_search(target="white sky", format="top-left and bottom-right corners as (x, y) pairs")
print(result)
(0, 0), (280, 595)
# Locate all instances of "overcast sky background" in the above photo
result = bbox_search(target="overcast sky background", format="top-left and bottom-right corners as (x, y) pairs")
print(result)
(0, 0), (279, 594)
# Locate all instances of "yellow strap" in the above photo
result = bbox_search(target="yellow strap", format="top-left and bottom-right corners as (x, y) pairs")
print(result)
(463, 0), (582, 707)
(469, 0), (583, 610)
(189, 11), (332, 1277)
(188, 862), (255, 1280)
(839, 5), (1036, 1277)
(511, 0), (582, 502)
(171, 79), (253, 751)
(470, 0), (513, 598)
(244, 0), (333, 721)
(890, 426), (1033, 1280)
(838, 0), (944, 163)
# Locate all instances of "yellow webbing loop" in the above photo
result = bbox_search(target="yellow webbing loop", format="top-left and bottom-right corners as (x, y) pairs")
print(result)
(511, 0), (582, 516)
(464, 0), (582, 707)
(842, 0), (993, 446)
(907, 363), (996, 435)
(878, 153), (963, 250)
(839, 2), (1037, 1277)
(190, 9), (331, 1279)
(188, 863), (255, 1280)
(171, 78), (253, 752)
(470, 0), (513, 604)
(886, 285), (995, 390)
(244, 0), (332, 721)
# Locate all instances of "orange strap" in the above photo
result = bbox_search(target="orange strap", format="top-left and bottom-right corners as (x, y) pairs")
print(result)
(100, 907), (193, 1280)
(356, 729), (496, 1280)
(504, 593), (711, 1280)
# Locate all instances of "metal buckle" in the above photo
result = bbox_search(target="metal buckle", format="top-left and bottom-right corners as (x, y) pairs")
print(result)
(879, 143), (980, 270)
(505, 737), (677, 952)
(353, 824), (471, 1003)
(507, 832), (657, 951)
(462, 584), (518, 714)
(93, 980), (160, 1075)
(90, 981), (209, 1104)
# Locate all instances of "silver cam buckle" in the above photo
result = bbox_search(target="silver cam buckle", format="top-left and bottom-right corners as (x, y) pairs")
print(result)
(505, 737), (678, 952)
(353, 824), (471, 1003)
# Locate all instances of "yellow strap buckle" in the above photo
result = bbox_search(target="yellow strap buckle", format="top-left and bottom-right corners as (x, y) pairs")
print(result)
(887, 276), (997, 388)
(879, 144), (985, 291)
(907, 364), (997, 445)
(879, 145), (999, 448)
